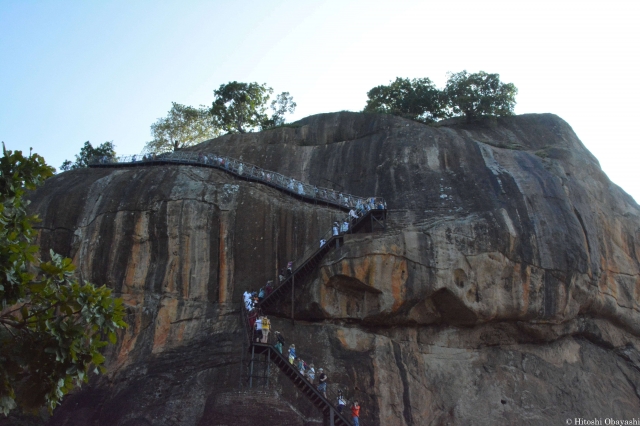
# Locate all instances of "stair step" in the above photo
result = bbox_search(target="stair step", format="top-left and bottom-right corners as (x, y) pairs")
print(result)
(239, 213), (383, 426)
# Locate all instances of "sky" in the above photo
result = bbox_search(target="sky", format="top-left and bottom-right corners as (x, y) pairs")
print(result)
(1, 0), (638, 202)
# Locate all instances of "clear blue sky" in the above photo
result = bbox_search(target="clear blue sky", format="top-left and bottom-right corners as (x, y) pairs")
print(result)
(1, 0), (638, 202)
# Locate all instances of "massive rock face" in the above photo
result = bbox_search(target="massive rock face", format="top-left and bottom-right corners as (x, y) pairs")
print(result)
(22, 112), (640, 425)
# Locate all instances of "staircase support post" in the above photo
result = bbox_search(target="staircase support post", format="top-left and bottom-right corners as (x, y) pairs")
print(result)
(291, 271), (295, 325)
(291, 231), (296, 325)
(263, 350), (269, 388)
(240, 316), (245, 388)
(266, 349), (271, 388)
(249, 345), (255, 389)
(330, 407), (335, 426)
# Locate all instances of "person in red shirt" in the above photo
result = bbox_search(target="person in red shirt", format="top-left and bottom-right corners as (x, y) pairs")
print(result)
(248, 309), (257, 330)
(351, 401), (360, 426)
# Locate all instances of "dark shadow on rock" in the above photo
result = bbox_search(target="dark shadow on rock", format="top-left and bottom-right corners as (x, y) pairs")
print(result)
(431, 288), (478, 326)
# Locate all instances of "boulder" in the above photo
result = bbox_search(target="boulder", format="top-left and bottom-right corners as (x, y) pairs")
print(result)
(20, 112), (640, 425)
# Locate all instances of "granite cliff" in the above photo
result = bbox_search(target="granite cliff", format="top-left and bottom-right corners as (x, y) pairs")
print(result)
(19, 112), (640, 425)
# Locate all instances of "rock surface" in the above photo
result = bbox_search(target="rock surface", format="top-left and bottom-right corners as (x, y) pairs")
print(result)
(18, 112), (640, 425)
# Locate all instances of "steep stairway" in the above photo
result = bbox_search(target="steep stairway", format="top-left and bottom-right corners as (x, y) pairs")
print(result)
(258, 208), (386, 312)
(241, 207), (384, 425)
(241, 303), (352, 425)
(252, 343), (353, 426)
(93, 151), (381, 425)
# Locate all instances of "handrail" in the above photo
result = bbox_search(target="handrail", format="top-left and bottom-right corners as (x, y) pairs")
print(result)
(258, 208), (385, 309)
(258, 343), (351, 425)
(87, 151), (386, 211)
(243, 256), (356, 424)
(240, 213), (383, 424)
(242, 304), (353, 424)
(240, 301), (254, 346)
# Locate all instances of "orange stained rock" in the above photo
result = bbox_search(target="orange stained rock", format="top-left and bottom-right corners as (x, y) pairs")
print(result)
(388, 243), (403, 255)
(152, 298), (179, 353)
(390, 258), (408, 311)
(342, 254), (375, 287)
(123, 214), (150, 293)
(218, 215), (231, 304)
(115, 297), (143, 369)
(179, 244), (192, 300)
(336, 329), (348, 348)
(321, 254), (407, 313)
(175, 318), (187, 342)
(352, 255), (375, 287)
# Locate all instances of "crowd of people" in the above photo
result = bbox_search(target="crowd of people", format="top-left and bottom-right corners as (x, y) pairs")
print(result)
(243, 286), (362, 424)
(96, 151), (385, 215)
(283, 339), (361, 424)
(244, 286), (273, 344)
(238, 193), (385, 426)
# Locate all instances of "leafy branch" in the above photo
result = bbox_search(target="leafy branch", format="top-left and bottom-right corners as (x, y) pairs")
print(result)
(0, 144), (127, 416)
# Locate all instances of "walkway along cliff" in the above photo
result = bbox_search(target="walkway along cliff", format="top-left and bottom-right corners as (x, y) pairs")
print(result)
(90, 149), (388, 426)
(21, 112), (640, 425)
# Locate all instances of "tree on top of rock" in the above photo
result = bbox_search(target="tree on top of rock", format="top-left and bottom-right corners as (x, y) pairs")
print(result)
(444, 70), (518, 121)
(265, 91), (297, 128)
(363, 77), (447, 123)
(145, 102), (219, 153)
(210, 82), (296, 133)
(363, 71), (518, 124)
(60, 141), (116, 171)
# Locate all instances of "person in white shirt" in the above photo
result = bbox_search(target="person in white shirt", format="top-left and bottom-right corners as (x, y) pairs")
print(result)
(243, 291), (252, 310)
(255, 317), (263, 342)
(337, 390), (346, 414)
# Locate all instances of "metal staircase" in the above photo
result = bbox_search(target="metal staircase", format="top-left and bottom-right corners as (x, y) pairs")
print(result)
(258, 208), (386, 312)
(253, 343), (353, 426)
(91, 151), (382, 426)
(241, 299), (353, 426)
(241, 208), (385, 426)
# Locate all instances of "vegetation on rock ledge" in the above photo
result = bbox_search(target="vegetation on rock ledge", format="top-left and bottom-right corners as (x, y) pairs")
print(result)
(60, 141), (116, 171)
(364, 70), (518, 123)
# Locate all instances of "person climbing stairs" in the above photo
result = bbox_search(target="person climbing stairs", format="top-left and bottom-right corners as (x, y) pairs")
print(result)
(92, 150), (384, 426)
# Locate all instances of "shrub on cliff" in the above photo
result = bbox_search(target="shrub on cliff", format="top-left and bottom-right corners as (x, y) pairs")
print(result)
(144, 102), (220, 153)
(363, 77), (447, 123)
(444, 70), (518, 121)
(0, 145), (127, 416)
(210, 81), (296, 133)
(60, 141), (116, 171)
(364, 71), (517, 123)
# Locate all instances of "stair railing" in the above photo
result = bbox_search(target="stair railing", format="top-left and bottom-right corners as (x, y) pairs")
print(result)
(87, 151), (386, 212)
(259, 206), (386, 310)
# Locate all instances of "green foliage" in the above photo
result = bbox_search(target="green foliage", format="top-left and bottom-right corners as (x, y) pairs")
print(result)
(144, 102), (220, 153)
(60, 141), (116, 171)
(266, 92), (297, 128)
(444, 70), (518, 121)
(210, 81), (271, 133)
(0, 145), (127, 415)
(363, 72), (518, 124)
(363, 77), (446, 123)
(265, 122), (302, 130)
(210, 82), (296, 133)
